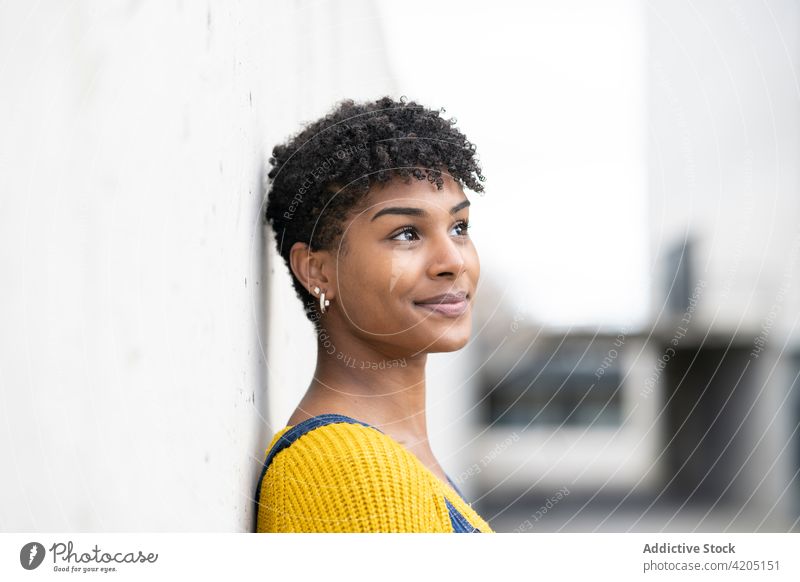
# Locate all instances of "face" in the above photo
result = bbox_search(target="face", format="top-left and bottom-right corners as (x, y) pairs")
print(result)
(330, 174), (480, 354)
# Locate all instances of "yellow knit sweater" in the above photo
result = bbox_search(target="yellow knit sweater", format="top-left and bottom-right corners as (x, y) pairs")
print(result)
(254, 413), (494, 533)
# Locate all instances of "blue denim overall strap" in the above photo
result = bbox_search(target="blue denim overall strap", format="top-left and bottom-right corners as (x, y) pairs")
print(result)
(444, 475), (481, 532)
(253, 412), (483, 533)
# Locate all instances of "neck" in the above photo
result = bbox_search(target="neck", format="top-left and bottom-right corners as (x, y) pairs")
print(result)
(301, 334), (430, 445)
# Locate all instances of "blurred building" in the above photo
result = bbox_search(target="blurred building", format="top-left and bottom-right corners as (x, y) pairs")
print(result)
(464, 0), (800, 533)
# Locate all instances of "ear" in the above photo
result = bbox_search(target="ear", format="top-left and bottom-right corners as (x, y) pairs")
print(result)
(289, 241), (336, 299)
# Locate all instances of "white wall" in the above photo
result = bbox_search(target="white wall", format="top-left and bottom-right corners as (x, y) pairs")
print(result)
(0, 0), (396, 531)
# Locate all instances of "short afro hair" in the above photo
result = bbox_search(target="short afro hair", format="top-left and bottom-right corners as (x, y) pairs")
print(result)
(263, 95), (486, 328)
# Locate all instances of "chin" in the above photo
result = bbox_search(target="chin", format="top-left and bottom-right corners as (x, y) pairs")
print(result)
(421, 321), (473, 353)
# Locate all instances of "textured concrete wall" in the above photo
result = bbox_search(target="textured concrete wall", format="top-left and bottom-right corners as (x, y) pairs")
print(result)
(0, 0), (396, 531)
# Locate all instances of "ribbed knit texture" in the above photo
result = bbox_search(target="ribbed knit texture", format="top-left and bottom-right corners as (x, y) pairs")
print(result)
(256, 422), (494, 533)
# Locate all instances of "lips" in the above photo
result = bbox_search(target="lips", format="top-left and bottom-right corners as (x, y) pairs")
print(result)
(413, 291), (470, 318)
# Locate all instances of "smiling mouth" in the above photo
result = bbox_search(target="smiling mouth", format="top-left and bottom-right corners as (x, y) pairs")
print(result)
(413, 297), (470, 318)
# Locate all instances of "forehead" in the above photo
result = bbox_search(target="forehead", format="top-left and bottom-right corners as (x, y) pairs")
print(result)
(358, 173), (467, 213)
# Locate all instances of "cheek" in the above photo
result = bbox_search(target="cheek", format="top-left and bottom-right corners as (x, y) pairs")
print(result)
(337, 261), (367, 300)
(338, 250), (424, 325)
(386, 248), (419, 294)
(338, 251), (414, 304)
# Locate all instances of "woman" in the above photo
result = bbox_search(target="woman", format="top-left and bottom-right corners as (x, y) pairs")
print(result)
(255, 96), (493, 532)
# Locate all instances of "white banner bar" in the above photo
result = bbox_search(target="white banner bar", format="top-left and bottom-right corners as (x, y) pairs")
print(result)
(1, 533), (798, 581)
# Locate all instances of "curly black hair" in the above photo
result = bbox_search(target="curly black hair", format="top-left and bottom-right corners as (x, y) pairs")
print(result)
(264, 95), (486, 328)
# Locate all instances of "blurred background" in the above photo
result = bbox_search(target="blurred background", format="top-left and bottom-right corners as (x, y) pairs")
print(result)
(1, 0), (798, 532)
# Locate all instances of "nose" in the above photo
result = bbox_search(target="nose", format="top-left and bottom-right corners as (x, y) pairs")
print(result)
(426, 231), (467, 279)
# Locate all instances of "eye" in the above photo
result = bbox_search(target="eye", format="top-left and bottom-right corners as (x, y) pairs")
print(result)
(390, 226), (420, 242)
(451, 219), (470, 237)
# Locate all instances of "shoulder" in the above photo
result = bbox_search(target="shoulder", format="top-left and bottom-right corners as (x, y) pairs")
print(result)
(267, 421), (423, 490)
(256, 422), (449, 532)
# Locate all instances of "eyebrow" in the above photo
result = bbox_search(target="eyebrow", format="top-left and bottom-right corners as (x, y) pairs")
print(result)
(370, 199), (470, 222)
